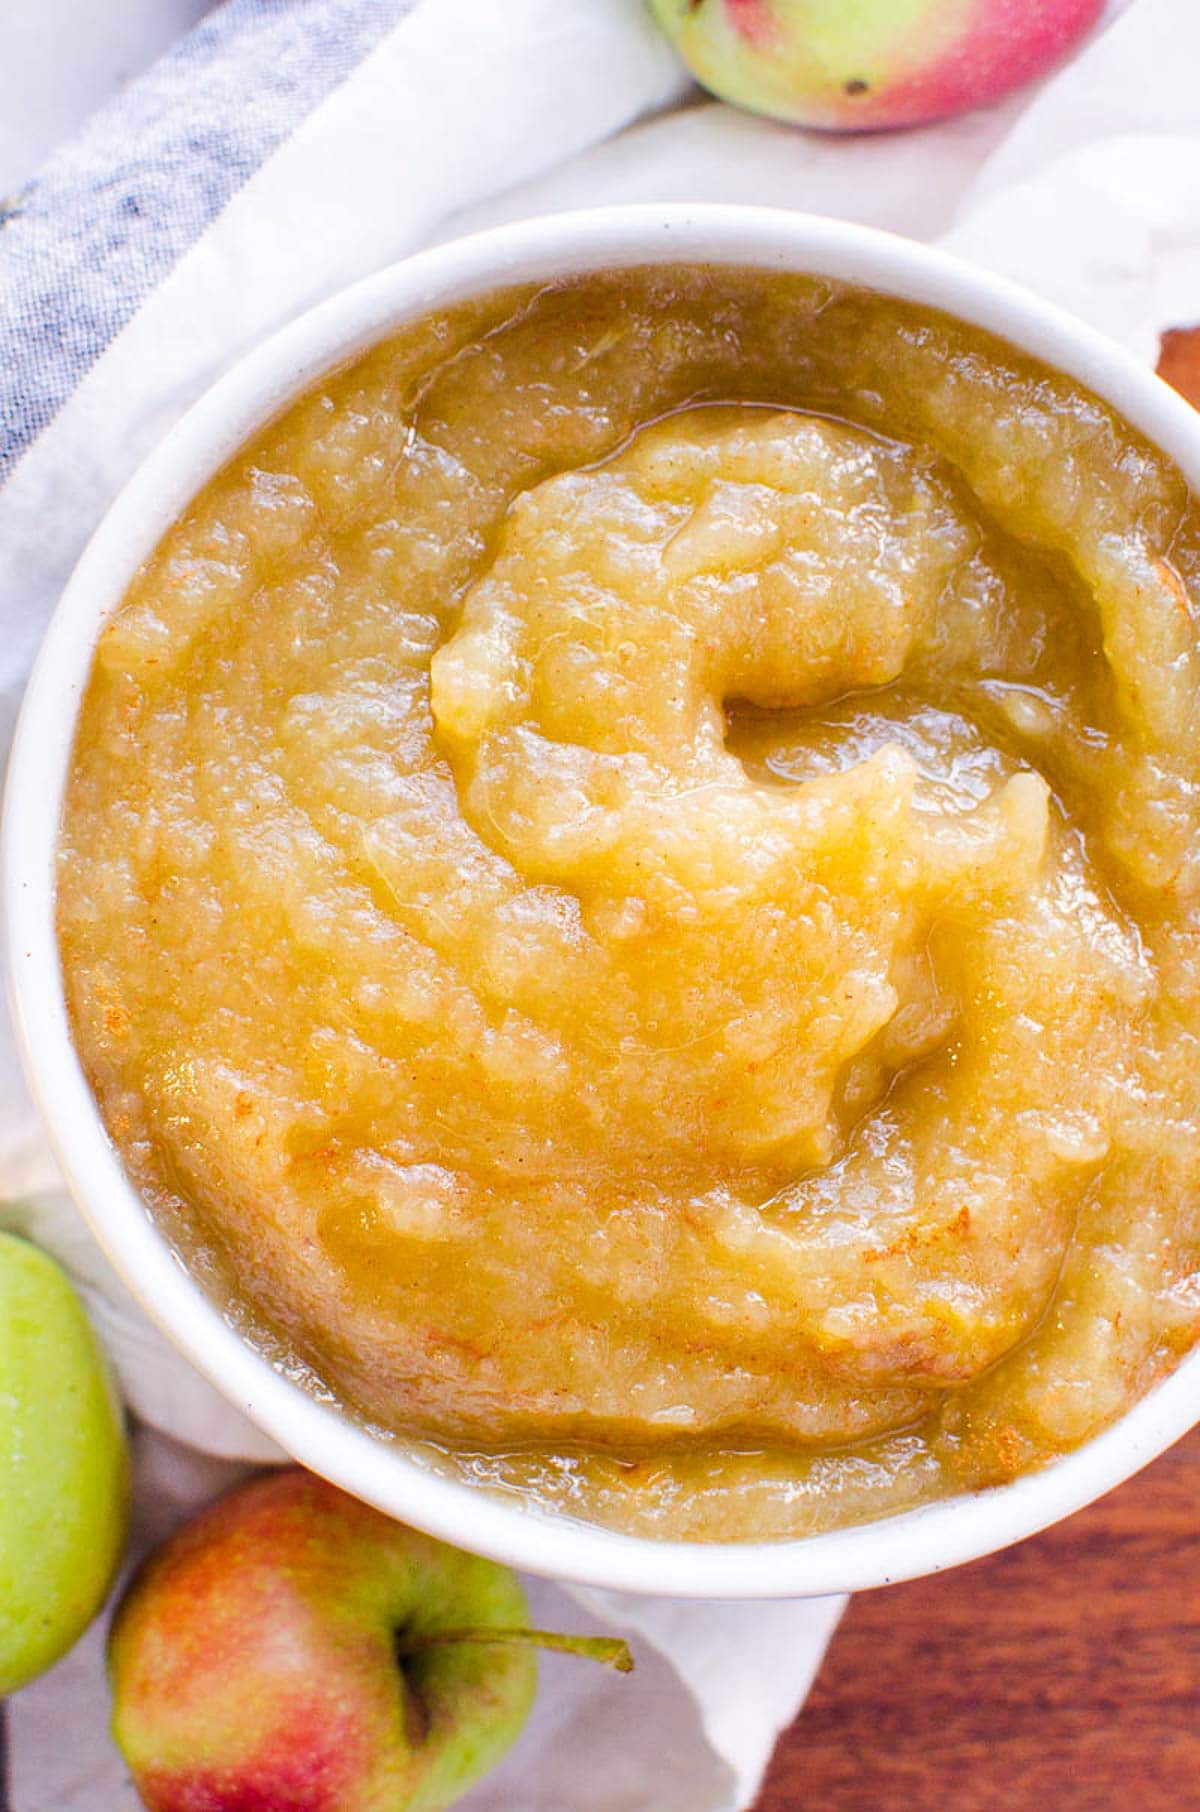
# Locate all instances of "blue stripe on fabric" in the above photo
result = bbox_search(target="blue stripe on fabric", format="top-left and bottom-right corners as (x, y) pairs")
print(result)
(0, 0), (415, 482)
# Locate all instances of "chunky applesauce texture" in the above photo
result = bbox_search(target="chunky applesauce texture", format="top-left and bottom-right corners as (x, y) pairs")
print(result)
(59, 268), (1200, 1540)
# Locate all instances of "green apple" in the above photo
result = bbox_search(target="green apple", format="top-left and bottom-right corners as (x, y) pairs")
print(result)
(0, 1230), (130, 1693)
(109, 1468), (631, 1811)
(646, 0), (1106, 131)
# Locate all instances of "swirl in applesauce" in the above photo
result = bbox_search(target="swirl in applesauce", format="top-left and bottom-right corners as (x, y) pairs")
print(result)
(59, 269), (1200, 1539)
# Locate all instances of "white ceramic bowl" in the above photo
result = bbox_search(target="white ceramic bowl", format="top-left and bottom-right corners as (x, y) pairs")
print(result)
(7, 205), (1200, 1600)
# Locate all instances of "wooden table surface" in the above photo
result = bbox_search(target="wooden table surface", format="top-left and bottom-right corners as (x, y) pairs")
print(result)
(755, 1425), (1200, 1811)
(757, 324), (1200, 1812)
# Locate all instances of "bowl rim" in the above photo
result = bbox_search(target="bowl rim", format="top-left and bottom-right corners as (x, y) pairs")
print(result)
(8, 201), (1200, 1600)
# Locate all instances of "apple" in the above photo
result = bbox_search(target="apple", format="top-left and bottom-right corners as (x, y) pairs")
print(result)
(646, 0), (1107, 131)
(0, 1230), (129, 1693)
(109, 1468), (632, 1811)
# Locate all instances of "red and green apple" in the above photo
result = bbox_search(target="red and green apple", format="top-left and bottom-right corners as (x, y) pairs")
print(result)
(109, 1468), (631, 1811)
(646, 0), (1107, 131)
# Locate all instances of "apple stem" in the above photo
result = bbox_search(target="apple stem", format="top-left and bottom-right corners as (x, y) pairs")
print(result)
(395, 1626), (634, 1673)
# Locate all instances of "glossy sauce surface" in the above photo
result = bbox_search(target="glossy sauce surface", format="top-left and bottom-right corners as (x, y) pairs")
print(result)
(59, 268), (1200, 1538)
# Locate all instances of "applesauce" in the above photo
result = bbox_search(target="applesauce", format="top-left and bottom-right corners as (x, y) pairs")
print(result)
(58, 267), (1200, 1540)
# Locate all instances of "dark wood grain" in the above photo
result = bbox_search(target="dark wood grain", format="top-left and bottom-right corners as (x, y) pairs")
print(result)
(1158, 325), (1200, 407)
(756, 1426), (1200, 1810)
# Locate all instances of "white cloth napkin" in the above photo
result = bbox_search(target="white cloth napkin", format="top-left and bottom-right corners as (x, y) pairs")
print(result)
(0, 0), (211, 191)
(3, 0), (1198, 1805)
